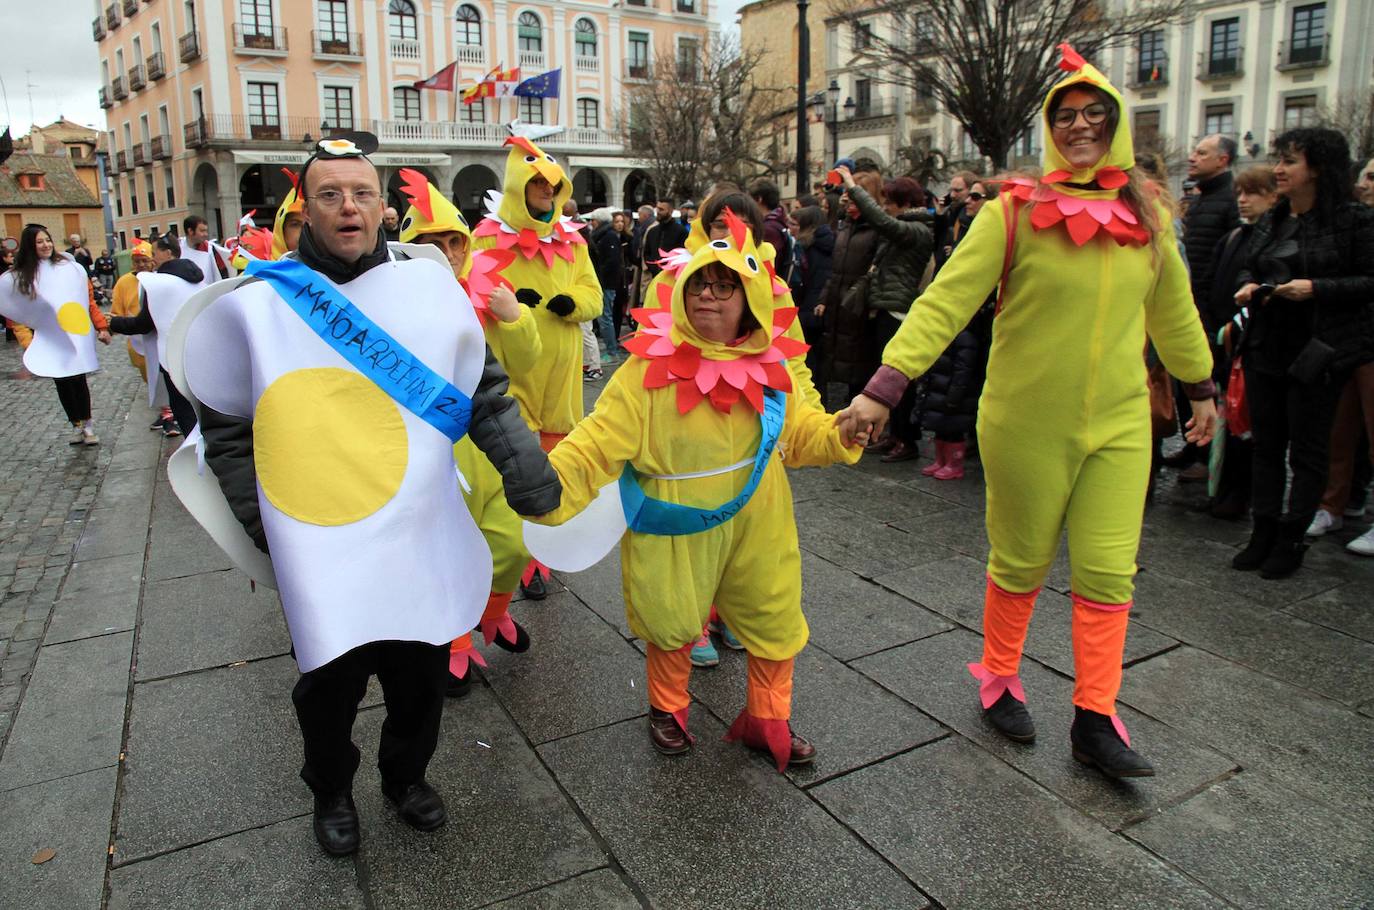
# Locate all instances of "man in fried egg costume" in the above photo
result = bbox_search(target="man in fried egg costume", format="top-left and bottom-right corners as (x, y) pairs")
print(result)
(176, 133), (560, 856)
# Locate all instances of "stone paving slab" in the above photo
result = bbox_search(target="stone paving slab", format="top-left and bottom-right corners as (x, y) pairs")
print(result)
(72, 507), (149, 562)
(1281, 580), (1374, 644)
(91, 466), (157, 514)
(482, 592), (648, 745)
(0, 766), (116, 910)
(354, 687), (607, 910)
(556, 551), (630, 639)
(107, 815), (366, 910)
(538, 713), (928, 909)
(1128, 769), (1374, 910)
(0, 631), (133, 791)
(800, 551), (953, 661)
(44, 552), (144, 645)
(1135, 532), (1350, 610)
(481, 868), (642, 910)
(687, 643), (948, 786)
(793, 498), (955, 579)
(144, 502), (236, 582)
(852, 629), (1238, 831)
(114, 655), (310, 862)
(812, 480), (957, 525)
(135, 569), (289, 681)
(812, 737), (1227, 910)
(1120, 646), (1374, 817)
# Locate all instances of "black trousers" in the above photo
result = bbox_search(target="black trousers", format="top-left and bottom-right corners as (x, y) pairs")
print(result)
(889, 383), (923, 445)
(54, 375), (91, 423)
(1244, 366), (1347, 527)
(158, 367), (197, 435)
(291, 640), (449, 798)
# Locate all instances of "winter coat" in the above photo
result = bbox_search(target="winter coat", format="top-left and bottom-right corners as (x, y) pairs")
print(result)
(797, 225), (835, 330)
(846, 184), (935, 314)
(1238, 198), (1374, 376)
(590, 223), (624, 291)
(642, 218), (689, 275)
(1182, 170), (1240, 328)
(918, 328), (983, 436)
(819, 217), (880, 386)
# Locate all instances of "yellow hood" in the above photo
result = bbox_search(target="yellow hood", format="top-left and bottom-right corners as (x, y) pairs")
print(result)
(271, 168), (304, 259)
(495, 136), (571, 238)
(670, 207), (777, 359)
(397, 168), (473, 277)
(1041, 44), (1135, 184)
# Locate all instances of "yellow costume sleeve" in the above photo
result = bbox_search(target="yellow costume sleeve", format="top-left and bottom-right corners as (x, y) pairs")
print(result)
(780, 393), (861, 468)
(1145, 211), (1213, 384)
(564, 245), (604, 323)
(881, 196), (1008, 380)
(487, 305), (543, 376)
(12, 323), (33, 349)
(540, 367), (646, 524)
(111, 273), (141, 317)
(779, 295), (823, 411)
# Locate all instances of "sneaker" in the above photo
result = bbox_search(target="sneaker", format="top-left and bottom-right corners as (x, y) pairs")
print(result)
(81, 426), (100, 446)
(161, 420), (182, 438)
(1305, 510), (1342, 537)
(1346, 526), (1374, 557)
(689, 633), (719, 668)
(583, 367), (604, 381)
(150, 416), (166, 431)
(1344, 496), (1369, 520)
(68, 425), (86, 445)
(709, 620), (744, 651)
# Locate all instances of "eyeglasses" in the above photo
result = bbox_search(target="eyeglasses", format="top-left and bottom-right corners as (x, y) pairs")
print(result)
(307, 189), (382, 210)
(967, 192), (986, 201)
(1051, 102), (1110, 130)
(685, 274), (741, 298)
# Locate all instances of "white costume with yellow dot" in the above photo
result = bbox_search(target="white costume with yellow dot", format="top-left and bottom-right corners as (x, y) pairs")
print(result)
(181, 255), (494, 672)
(0, 255), (99, 377)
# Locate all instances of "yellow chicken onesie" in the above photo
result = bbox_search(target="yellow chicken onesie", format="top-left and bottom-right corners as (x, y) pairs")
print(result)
(535, 211), (861, 771)
(397, 169), (543, 686)
(859, 45), (1213, 776)
(471, 137), (602, 446)
(111, 240), (154, 378)
(270, 168), (305, 260)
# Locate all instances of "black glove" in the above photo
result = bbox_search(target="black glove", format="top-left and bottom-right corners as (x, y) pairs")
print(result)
(546, 294), (576, 317)
(514, 288), (543, 307)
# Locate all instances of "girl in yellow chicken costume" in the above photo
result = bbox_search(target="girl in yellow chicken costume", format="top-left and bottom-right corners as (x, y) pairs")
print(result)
(533, 211), (864, 772)
(848, 46), (1216, 778)
(396, 169), (541, 692)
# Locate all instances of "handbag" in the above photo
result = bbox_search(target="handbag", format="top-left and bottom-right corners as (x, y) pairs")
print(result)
(1147, 361), (1176, 439)
(1225, 357), (1251, 437)
(1287, 337), (1335, 385)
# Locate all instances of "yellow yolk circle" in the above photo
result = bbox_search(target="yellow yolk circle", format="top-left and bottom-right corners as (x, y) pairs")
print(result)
(254, 367), (409, 526)
(56, 302), (92, 335)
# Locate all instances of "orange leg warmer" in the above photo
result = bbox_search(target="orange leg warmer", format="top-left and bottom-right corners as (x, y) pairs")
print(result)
(724, 655), (796, 773)
(479, 590), (517, 648)
(1070, 594), (1131, 715)
(646, 642), (693, 736)
(968, 576), (1039, 708)
(449, 631), (485, 677)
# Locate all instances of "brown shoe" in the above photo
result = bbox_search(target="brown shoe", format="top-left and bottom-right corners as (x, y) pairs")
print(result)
(1178, 462), (1209, 483)
(881, 441), (920, 463)
(648, 709), (691, 755)
(786, 729), (817, 765)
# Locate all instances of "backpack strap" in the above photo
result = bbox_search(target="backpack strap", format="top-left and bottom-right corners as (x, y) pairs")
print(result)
(994, 195), (1022, 316)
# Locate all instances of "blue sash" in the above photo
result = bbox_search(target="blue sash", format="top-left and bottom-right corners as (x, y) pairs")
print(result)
(246, 258), (472, 442)
(619, 388), (786, 536)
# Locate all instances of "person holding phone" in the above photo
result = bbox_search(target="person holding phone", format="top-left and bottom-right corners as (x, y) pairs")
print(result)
(1230, 128), (1374, 578)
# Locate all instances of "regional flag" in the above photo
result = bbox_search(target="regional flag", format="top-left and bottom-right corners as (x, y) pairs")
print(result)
(513, 69), (561, 99)
(460, 82), (495, 105)
(413, 61), (457, 92)
(492, 67), (522, 97)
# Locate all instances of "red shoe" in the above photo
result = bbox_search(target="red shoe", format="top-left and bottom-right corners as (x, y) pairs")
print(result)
(934, 442), (966, 480)
(922, 440), (948, 476)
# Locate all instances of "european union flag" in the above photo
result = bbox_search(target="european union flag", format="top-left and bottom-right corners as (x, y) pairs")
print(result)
(514, 69), (561, 99)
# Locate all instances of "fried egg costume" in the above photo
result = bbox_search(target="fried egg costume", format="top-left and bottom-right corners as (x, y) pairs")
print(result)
(397, 168), (540, 676)
(862, 46), (1213, 768)
(0, 254), (101, 378)
(530, 213), (860, 771)
(472, 137), (602, 443)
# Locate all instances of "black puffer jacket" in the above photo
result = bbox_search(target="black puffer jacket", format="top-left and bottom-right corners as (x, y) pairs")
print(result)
(846, 184), (935, 315)
(797, 224), (834, 330)
(918, 328), (983, 436)
(1183, 170), (1240, 327)
(1238, 198), (1374, 375)
(819, 218), (880, 386)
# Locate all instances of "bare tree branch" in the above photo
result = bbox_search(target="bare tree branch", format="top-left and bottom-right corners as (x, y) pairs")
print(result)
(1320, 87), (1374, 161)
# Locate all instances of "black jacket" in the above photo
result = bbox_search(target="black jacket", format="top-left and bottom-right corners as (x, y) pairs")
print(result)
(918, 328), (983, 436)
(590, 223), (624, 291)
(200, 241), (561, 552)
(847, 185), (934, 314)
(642, 218), (689, 275)
(1183, 170), (1240, 327)
(107, 258), (205, 335)
(798, 225), (834, 329)
(819, 218), (880, 385)
(1238, 199), (1374, 376)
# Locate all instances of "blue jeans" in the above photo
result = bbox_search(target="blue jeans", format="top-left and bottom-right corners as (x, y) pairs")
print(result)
(597, 288), (620, 355)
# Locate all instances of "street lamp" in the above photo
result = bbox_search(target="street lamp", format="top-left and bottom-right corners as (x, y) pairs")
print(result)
(795, 0), (810, 196)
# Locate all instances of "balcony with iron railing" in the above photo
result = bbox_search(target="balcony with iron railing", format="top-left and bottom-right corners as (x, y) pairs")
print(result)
(624, 60), (651, 81)
(676, 0), (697, 11)
(179, 30), (201, 62)
(1127, 54), (1169, 88)
(234, 24), (288, 54)
(105, 3), (120, 29)
(313, 30), (362, 58)
(456, 43), (486, 64)
(131, 142), (149, 167)
(146, 52), (165, 80)
(93, 16), (106, 40)
(848, 97), (896, 120)
(184, 114), (321, 147)
(1277, 37), (1330, 70)
(518, 49), (545, 70)
(150, 134), (171, 160)
(370, 119), (622, 152)
(99, 86), (112, 109)
(391, 37), (421, 60)
(114, 150), (127, 172)
(122, 0), (137, 16)
(1197, 46), (1243, 81)
(111, 75), (128, 100)
(128, 64), (146, 92)
(574, 53), (600, 73)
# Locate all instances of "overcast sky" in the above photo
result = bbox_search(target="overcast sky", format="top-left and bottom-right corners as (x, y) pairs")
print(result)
(0, 0), (748, 138)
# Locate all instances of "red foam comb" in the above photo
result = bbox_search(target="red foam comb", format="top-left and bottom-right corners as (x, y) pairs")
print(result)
(280, 167), (299, 190)
(1058, 43), (1086, 72)
(722, 206), (749, 251)
(398, 168), (433, 220)
(504, 135), (542, 159)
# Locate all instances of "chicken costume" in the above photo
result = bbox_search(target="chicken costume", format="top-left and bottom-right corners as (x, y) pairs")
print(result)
(471, 137), (602, 444)
(112, 240), (154, 379)
(271, 168), (305, 260)
(396, 168), (541, 678)
(533, 211), (860, 771)
(861, 45), (1213, 774)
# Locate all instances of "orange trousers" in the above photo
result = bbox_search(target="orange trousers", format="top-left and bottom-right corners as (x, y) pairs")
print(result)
(646, 642), (794, 725)
(978, 576), (1130, 715)
(449, 591), (516, 676)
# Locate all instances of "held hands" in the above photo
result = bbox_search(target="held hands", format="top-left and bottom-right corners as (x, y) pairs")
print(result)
(545, 294), (577, 317)
(486, 285), (522, 323)
(96, 329), (112, 345)
(835, 394), (891, 447)
(1184, 397), (1218, 447)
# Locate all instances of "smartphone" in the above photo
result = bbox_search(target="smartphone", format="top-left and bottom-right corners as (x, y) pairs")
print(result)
(1252, 283), (1276, 303)
(825, 169), (842, 187)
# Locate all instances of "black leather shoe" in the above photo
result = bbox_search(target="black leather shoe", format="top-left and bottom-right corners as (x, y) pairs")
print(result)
(312, 792), (360, 855)
(519, 572), (547, 601)
(1070, 707), (1154, 778)
(983, 690), (1036, 743)
(491, 619), (530, 653)
(445, 666), (471, 698)
(1259, 521), (1307, 579)
(382, 780), (446, 831)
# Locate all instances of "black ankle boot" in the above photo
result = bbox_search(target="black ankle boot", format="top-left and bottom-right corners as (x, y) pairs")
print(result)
(491, 619), (530, 653)
(1232, 516), (1278, 570)
(1070, 707), (1153, 778)
(983, 690), (1036, 743)
(312, 791), (360, 855)
(519, 573), (547, 601)
(446, 665), (472, 698)
(1259, 521), (1308, 579)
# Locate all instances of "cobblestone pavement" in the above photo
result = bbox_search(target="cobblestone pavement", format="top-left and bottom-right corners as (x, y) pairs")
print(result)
(1, 343), (1371, 909)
